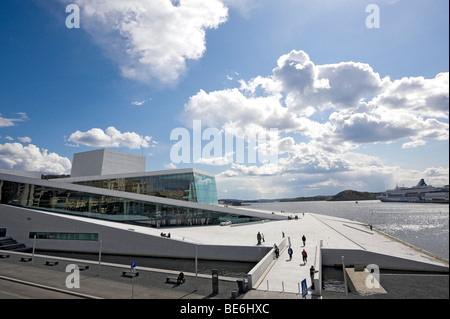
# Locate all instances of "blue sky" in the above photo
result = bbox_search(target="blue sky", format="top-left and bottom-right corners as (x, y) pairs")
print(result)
(0, 0), (448, 199)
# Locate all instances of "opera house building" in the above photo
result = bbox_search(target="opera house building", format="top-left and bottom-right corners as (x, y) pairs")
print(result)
(0, 149), (282, 261)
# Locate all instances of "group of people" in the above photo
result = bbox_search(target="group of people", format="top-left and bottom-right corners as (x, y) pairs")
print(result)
(259, 231), (318, 289)
(285, 246), (308, 264)
(270, 234), (309, 265)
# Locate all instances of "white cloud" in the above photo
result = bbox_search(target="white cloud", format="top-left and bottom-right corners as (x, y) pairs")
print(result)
(72, 0), (228, 84)
(0, 143), (71, 174)
(402, 139), (427, 149)
(374, 72), (449, 119)
(164, 162), (177, 169)
(131, 99), (150, 106)
(273, 50), (387, 112)
(198, 156), (230, 166)
(0, 113), (28, 128)
(68, 126), (153, 149)
(183, 49), (449, 198)
(184, 50), (449, 150)
(18, 136), (32, 143)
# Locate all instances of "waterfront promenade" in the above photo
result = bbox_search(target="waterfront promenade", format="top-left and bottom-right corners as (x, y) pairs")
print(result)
(171, 211), (448, 295)
(1, 212), (448, 299)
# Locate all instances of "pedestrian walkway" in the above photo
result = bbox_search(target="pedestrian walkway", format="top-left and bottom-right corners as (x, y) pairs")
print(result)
(1, 211), (447, 300)
(252, 213), (320, 296)
(243, 212), (448, 297)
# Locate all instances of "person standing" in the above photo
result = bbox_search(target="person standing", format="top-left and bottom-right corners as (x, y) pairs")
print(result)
(309, 266), (317, 289)
(302, 235), (306, 246)
(177, 271), (184, 285)
(302, 249), (308, 264)
(309, 266), (317, 280)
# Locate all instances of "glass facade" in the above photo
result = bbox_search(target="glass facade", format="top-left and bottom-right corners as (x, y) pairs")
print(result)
(72, 172), (218, 205)
(0, 179), (261, 227)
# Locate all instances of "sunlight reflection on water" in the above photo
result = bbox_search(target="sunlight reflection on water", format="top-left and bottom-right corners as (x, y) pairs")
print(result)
(248, 201), (449, 259)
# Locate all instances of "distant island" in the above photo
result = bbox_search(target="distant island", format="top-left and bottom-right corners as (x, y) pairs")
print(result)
(219, 190), (383, 206)
(282, 190), (383, 202)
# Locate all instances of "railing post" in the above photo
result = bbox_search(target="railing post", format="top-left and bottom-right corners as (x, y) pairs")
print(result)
(342, 256), (349, 299)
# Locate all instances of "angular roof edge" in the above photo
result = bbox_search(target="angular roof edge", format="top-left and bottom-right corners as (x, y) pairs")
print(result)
(0, 172), (284, 222)
(49, 168), (216, 183)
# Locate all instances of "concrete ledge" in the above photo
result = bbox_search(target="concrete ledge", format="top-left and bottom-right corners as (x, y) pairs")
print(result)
(322, 248), (449, 273)
(346, 267), (387, 296)
(247, 238), (286, 289)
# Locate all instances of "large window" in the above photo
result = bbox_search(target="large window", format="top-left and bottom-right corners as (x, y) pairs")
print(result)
(29, 232), (98, 241)
(73, 172), (218, 205)
(193, 173), (218, 205)
(0, 179), (257, 227)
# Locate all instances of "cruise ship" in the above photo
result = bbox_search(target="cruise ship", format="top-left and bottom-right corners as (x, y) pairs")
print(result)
(378, 179), (449, 203)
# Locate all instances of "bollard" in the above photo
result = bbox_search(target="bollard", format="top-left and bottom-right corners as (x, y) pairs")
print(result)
(212, 269), (219, 294)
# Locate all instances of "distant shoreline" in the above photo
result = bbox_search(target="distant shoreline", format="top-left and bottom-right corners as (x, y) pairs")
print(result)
(219, 190), (382, 206)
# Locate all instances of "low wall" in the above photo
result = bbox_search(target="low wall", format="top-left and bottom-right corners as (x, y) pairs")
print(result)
(311, 240), (322, 296)
(247, 238), (287, 289)
(322, 248), (449, 273)
(0, 205), (270, 263)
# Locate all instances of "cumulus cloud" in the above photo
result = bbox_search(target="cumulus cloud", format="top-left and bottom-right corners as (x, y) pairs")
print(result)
(374, 72), (449, 119)
(71, 0), (228, 84)
(184, 49), (449, 151)
(273, 50), (387, 112)
(182, 49), (448, 198)
(0, 143), (71, 174)
(68, 126), (153, 149)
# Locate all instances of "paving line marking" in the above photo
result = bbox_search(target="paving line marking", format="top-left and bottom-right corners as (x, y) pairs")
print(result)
(310, 214), (367, 250)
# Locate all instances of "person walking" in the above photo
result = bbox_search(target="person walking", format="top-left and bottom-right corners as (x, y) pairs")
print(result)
(274, 244), (279, 258)
(301, 235), (306, 246)
(302, 249), (308, 264)
(287, 246), (293, 260)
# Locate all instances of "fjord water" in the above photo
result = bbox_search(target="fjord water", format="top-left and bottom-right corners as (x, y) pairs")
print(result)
(248, 200), (449, 260)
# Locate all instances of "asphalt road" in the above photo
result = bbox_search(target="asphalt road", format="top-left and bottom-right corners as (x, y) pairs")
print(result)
(0, 253), (448, 300)
(0, 278), (83, 299)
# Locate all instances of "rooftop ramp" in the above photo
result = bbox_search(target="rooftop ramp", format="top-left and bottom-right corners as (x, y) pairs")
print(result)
(3, 204), (447, 298)
(172, 211), (448, 297)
